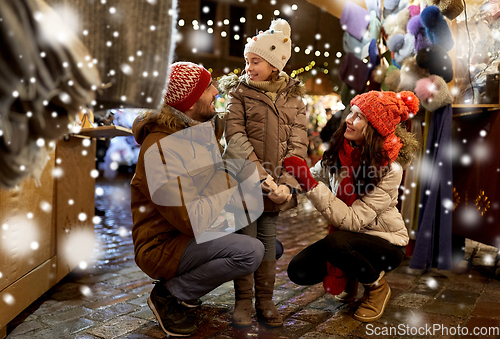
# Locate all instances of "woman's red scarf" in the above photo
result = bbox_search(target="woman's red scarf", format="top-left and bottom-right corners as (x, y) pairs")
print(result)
(323, 139), (361, 295)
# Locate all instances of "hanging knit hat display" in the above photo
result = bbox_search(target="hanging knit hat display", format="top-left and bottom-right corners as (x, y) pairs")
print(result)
(343, 31), (372, 60)
(420, 5), (454, 51)
(407, 15), (431, 52)
(388, 32), (416, 64)
(408, 5), (420, 17)
(369, 10), (382, 39)
(340, 1), (371, 40)
(339, 53), (370, 93)
(244, 18), (292, 71)
(422, 0), (464, 20)
(398, 56), (431, 91)
(416, 44), (454, 83)
(365, 0), (382, 18)
(414, 75), (453, 111)
(384, 0), (410, 17)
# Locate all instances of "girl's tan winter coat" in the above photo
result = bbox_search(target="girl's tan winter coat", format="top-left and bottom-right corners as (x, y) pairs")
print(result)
(219, 74), (308, 212)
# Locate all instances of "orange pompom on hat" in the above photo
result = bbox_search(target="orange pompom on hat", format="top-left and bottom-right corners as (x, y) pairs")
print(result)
(350, 90), (419, 161)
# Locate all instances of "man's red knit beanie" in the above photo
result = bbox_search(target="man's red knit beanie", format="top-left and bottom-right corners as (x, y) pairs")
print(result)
(164, 62), (212, 113)
(350, 91), (419, 137)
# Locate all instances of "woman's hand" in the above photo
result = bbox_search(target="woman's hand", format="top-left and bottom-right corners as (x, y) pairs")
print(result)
(283, 156), (318, 192)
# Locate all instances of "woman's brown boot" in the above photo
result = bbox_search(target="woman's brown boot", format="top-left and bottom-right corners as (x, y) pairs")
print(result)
(335, 277), (359, 303)
(254, 261), (283, 327)
(353, 272), (391, 322)
(232, 274), (254, 327)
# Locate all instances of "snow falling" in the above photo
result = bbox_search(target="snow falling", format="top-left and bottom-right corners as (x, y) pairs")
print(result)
(1, 218), (40, 256)
(1, 1), (498, 313)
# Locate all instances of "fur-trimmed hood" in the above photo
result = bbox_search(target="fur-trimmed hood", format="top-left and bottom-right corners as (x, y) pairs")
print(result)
(218, 72), (306, 99)
(132, 105), (200, 145)
(395, 123), (420, 166)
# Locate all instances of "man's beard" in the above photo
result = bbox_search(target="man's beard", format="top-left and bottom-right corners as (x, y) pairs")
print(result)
(191, 97), (216, 122)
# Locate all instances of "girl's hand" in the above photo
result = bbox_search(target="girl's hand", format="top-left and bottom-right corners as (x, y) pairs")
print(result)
(268, 184), (292, 204)
(261, 174), (278, 193)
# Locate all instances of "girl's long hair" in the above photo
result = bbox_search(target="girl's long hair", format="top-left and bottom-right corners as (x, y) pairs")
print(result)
(321, 122), (392, 196)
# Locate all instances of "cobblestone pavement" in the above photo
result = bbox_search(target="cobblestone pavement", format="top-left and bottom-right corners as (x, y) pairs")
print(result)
(5, 177), (500, 338)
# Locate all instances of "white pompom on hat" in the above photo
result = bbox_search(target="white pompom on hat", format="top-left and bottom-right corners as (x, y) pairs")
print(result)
(244, 18), (292, 71)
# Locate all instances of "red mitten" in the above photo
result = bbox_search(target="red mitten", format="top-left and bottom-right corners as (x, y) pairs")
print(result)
(323, 269), (347, 295)
(323, 225), (347, 295)
(283, 156), (318, 192)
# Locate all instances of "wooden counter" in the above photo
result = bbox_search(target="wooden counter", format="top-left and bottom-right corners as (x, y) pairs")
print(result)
(0, 126), (132, 336)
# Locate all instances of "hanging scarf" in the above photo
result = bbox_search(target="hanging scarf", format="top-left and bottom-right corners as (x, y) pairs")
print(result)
(323, 139), (362, 295)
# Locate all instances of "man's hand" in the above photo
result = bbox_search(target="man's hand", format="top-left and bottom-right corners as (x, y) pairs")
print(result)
(222, 134), (254, 177)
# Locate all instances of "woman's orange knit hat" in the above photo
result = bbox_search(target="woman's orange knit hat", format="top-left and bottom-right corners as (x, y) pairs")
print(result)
(350, 91), (419, 137)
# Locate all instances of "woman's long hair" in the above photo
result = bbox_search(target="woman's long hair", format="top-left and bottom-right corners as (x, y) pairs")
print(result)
(321, 122), (392, 196)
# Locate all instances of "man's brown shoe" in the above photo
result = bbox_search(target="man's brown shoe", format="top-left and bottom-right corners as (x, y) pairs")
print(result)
(148, 281), (197, 337)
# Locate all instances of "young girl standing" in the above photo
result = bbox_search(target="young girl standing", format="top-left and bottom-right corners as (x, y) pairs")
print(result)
(284, 91), (420, 322)
(219, 18), (308, 327)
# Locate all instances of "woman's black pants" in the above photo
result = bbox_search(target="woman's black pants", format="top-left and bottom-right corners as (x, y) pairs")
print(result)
(287, 230), (405, 285)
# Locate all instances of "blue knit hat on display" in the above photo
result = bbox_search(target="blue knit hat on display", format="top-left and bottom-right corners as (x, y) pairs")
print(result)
(420, 5), (454, 51)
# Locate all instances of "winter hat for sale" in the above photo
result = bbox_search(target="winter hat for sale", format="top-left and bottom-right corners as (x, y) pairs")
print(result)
(422, 0), (464, 20)
(398, 56), (431, 91)
(384, 65), (401, 91)
(407, 15), (431, 52)
(388, 33), (416, 64)
(384, 0), (400, 11)
(383, 8), (410, 38)
(416, 44), (453, 82)
(415, 75), (453, 111)
(365, 0), (382, 19)
(368, 39), (380, 69)
(339, 53), (370, 93)
(343, 31), (371, 60)
(340, 1), (370, 40)
(164, 62), (211, 112)
(373, 63), (388, 84)
(369, 10), (382, 39)
(244, 18), (292, 71)
(408, 5), (420, 17)
(384, 0), (409, 17)
(420, 6), (454, 51)
(351, 91), (419, 136)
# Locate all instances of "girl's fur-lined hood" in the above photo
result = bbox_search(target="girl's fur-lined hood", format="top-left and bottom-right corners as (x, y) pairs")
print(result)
(218, 72), (306, 98)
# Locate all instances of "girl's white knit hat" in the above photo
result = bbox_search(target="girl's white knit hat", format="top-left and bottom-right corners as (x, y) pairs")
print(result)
(244, 19), (292, 71)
